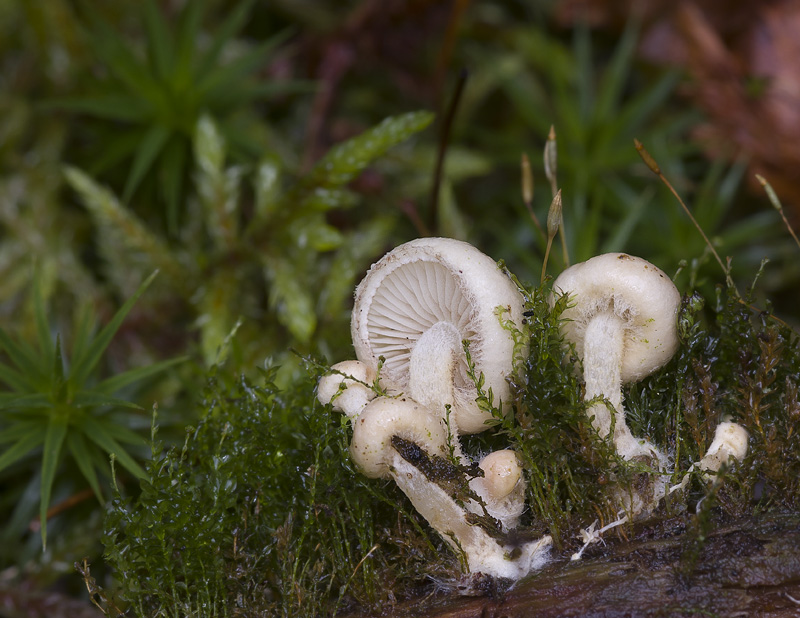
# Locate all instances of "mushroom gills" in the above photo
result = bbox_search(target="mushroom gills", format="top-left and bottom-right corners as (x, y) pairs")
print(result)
(366, 261), (474, 389)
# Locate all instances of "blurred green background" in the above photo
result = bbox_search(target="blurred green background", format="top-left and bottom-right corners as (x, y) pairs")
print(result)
(1, 0), (799, 615)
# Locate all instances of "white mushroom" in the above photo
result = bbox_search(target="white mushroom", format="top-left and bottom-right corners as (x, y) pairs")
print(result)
(551, 253), (680, 516)
(669, 420), (750, 495)
(698, 421), (749, 480)
(349, 396), (449, 478)
(317, 360), (376, 418)
(351, 396), (551, 579)
(552, 253), (680, 460)
(319, 238), (548, 578)
(469, 450), (526, 531)
(351, 237), (526, 435)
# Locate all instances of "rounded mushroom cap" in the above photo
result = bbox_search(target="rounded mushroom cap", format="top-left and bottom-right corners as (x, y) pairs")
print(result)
(351, 237), (525, 434)
(349, 396), (449, 479)
(477, 449), (522, 501)
(551, 253), (681, 383)
(470, 449), (526, 532)
(317, 360), (376, 418)
(699, 421), (749, 474)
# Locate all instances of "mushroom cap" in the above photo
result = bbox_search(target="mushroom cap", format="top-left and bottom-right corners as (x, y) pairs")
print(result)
(350, 396), (450, 479)
(317, 360), (376, 418)
(699, 421), (749, 474)
(551, 253), (681, 383)
(351, 238), (525, 434)
(477, 449), (522, 501)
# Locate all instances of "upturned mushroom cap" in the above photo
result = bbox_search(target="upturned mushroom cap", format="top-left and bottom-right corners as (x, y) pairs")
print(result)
(351, 238), (525, 434)
(317, 360), (376, 418)
(349, 396), (449, 479)
(552, 253), (681, 383)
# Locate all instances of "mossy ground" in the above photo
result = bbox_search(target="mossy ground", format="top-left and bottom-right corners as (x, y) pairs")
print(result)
(86, 269), (800, 617)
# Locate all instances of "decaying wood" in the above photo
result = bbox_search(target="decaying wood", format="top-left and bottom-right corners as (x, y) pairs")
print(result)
(374, 511), (800, 617)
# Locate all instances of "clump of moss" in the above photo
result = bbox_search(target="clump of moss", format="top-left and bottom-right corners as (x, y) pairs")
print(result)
(489, 269), (800, 553)
(89, 367), (452, 617)
(480, 279), (621, 546)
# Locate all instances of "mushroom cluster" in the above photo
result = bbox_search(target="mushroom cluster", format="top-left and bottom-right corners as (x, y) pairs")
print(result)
(321, 244), (751, 577)
(318, 238), (551, 580)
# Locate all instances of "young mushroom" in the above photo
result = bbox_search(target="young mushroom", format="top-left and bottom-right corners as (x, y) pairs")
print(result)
(350, 396), (551, 579)
(317, 360), (376, 419)
(669, 420), (750, 494)
(551, 253), (681, 515)
(698, 421), (749, 481)
(469, 449), (526, 531)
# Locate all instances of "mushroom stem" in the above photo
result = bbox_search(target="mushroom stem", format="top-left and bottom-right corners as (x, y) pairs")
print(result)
(391, 453), (551, 579)
(583, 312), (625, 441)
(583, 312), (660, 462)
(408, 321), (467, 462)
(408, 321), (461, 413)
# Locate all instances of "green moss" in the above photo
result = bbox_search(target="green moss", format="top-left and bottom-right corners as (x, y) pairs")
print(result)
(92, 367), (453, 617)
(91, 270), (800, 616)
(485, 278), (621, 545)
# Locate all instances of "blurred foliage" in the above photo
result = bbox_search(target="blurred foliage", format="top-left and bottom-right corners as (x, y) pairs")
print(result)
(1, 0), (799, 614)
(66, 110), (432, 377)
(52, 0), (307, 234)
(0, 270), (182, 560)
(448, 13), (796, 302)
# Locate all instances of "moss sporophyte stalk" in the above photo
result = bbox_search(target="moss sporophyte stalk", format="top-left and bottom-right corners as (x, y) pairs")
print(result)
(93, 241), (800, 616)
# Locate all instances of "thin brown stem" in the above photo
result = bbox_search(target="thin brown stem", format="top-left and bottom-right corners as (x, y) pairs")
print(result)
(541, 190), (562, 283)
(756, 173), (800, 251)
(521, 152), (544, 239)
(29, 487), (97, 532)
(634, 138), (739, 296)
(430, 69), (468, 234)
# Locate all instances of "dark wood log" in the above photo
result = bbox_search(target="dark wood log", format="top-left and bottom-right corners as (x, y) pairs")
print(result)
(378, 511), (800, 618)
